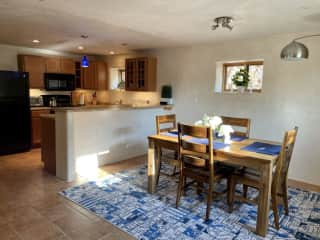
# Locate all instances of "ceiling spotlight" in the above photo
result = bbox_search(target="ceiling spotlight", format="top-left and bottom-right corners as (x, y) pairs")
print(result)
(81, 35), (88, 39)
(109, 51), (115, 55)
(32, 39), (40, 43)
(211, 17), (233, 31)
(121, 43), (128, 46)
(78, 46), (84, 50)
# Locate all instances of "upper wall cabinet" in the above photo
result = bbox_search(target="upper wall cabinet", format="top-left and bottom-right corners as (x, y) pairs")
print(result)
(18, 55), (46, 89)
(60, 58), (75, 74)
(46, 57), (75, 74)
(81, 61), (109, 90)
(45, 57), (61, 73)
(125, 57), (157, 91)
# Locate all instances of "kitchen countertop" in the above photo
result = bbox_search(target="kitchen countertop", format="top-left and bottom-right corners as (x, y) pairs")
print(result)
(40, 114), (55, 119)
(33, 104), (173, 112)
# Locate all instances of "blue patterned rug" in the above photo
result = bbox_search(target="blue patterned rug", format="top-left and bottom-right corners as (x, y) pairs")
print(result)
(60, 164), (320, 240)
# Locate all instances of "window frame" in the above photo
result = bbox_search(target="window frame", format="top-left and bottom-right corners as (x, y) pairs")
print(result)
(223, 60), (264, 93)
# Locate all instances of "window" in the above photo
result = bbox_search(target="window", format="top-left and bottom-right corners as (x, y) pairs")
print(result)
(223, 61), (264, 92)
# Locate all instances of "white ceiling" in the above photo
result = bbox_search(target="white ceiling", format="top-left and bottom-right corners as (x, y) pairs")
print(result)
(0, 0), (319, 55)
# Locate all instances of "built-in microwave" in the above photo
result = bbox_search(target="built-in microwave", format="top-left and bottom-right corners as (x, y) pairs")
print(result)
(44, 73), (75, 91)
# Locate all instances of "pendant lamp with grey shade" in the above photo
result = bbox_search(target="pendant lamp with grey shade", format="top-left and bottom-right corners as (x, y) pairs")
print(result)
(280, 34), (320, 60)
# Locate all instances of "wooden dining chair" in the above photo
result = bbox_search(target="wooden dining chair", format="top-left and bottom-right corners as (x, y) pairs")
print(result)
(221, 116), (251, 137)
(175, 123), (233, 220)
(221, 116), (251, 195)
(155, 114), (179, 183)
(228, 126), (298, 230)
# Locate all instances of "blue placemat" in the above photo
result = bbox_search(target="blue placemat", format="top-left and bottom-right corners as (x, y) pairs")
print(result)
(160, 130), (178, 137)
(241, 142), (281, 156)
(188, 138), (229, 150)
(215, 133), (247, 142)
(230, 135), (248, 142)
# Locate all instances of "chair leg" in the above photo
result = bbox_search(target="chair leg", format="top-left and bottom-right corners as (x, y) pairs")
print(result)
(197, 181), (203, 195)
(156, 158), (162, 185)
(271, 191), (280, 230)
(176, 172), (184, 208)
(228, 177), (236, 213)
(282, 182), (289, 216)
(226, 176), (231, 205)
(205, 181), (213, 221)
(171, 166), (177, 176)
(243, 185), (248, 198)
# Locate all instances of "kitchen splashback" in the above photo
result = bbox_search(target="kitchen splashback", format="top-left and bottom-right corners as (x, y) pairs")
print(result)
(30, 89), (160, 106)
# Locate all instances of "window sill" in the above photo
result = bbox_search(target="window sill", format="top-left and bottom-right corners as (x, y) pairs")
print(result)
(215, 90), (262, 95)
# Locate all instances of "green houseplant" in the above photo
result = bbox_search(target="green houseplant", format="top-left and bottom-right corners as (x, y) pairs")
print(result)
(231, 69), (250, 93)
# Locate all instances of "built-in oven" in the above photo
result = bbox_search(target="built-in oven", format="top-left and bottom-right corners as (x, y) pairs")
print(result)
(44, 73), (75, 91)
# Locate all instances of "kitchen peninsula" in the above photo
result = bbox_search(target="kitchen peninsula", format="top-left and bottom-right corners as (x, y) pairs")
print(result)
(47, 104), (172, 181)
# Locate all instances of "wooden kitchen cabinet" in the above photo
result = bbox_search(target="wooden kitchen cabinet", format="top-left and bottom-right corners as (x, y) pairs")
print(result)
(82, 61), (96, 89)
(31, 109), (50, 148)
(125, 57), (157, 91)
(96, 61), (108, 90)
(18, 55), (46, 88)
(60, 58), (75, 74)
(45, 57), (61, 73)
(41, 115), (56, 175)
(46, 57), (75, 74)
(81, 61), (108, 90)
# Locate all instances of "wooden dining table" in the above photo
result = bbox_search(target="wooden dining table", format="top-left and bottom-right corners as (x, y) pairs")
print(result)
(147, 133), (280, 237)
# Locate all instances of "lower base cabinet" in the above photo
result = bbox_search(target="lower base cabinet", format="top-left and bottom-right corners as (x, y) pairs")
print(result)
(41, 115), (56, 175)
(31, 109), (50, 148)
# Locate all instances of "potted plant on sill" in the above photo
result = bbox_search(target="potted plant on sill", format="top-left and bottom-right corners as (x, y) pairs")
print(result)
(231, 69), (250, 93)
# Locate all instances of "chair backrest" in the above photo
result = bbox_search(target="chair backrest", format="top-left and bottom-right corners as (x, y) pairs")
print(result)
(156, 114), (176, 134)
(221, 116), (251, 137)
(273, 126), (298, 191)
(178, 123), (213, 165)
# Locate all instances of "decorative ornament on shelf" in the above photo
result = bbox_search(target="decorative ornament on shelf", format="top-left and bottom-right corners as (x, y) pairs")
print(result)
(231, 69), (250, 93)
(160, 85), (173, 105)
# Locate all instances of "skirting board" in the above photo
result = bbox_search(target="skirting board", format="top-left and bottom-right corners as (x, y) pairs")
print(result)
(288, 178), (320, 192)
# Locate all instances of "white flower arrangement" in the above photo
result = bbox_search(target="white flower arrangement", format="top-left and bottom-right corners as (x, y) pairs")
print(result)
(218, 124), (234, 143)
(194, 114), (222, 131)
(195, 114), (234, 143)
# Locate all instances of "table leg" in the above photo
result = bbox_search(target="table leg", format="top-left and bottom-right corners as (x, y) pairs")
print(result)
(148, 139), (156, 194)
(256, 162), (272, 237)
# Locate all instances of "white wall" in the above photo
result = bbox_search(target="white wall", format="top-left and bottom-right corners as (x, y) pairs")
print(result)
(55, 107), (171, 181)
(147, 34), (320, 185)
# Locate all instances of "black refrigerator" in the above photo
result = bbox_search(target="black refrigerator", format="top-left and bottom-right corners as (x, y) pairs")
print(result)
(0, 71), (31, 155)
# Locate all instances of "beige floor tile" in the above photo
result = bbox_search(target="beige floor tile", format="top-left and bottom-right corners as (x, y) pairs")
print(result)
(0, 149), (144, 240)
(13, 218), (65, 240)
(53, 209), (110, 240)
(0, 224), (21, 240)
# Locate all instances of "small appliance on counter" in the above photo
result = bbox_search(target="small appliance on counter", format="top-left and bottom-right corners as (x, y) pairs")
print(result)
(30, 96), (44, 107)
(42, 94), (72, 107)
(44, 73), (75, 91)
(160, 85), (173, 105)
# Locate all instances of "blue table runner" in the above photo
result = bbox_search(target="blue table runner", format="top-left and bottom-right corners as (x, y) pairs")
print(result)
(188, 138), (229, 150)
(241, 142), (281, 156)
(161, 131), (246, 143)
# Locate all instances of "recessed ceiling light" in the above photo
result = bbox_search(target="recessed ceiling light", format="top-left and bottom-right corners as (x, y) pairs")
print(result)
(78, 46), (84, 50)
(32, 39), (40, 43)
(109, 51), (115, 55)
(121, 43), (128, 46)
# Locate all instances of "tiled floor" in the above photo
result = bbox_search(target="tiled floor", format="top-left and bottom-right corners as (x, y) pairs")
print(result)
(0, 149), (144, 240)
